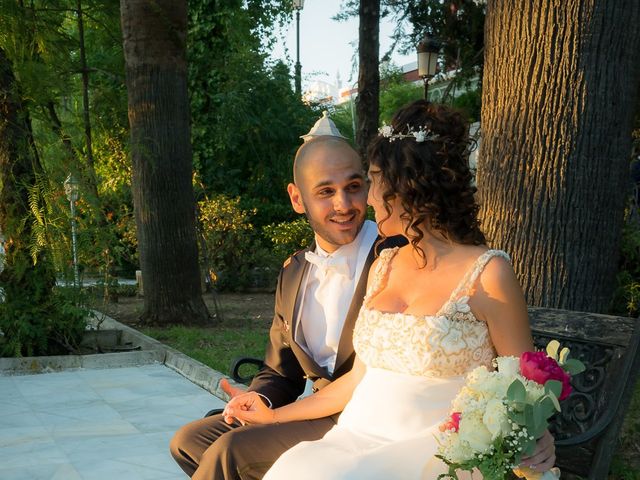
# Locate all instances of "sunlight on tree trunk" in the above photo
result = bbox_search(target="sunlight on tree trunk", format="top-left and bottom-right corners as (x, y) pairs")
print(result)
(477, 0), (640, 312)
(120, 0), (210, 326)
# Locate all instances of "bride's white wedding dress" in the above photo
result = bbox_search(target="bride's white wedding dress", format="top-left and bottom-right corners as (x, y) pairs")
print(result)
(264, 248), (507, 480)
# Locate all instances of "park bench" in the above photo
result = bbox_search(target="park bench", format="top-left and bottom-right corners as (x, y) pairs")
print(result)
(210, 307), (640, 480)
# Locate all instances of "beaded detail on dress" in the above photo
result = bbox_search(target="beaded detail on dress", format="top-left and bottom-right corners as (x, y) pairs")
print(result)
(352, 248), (510, 378)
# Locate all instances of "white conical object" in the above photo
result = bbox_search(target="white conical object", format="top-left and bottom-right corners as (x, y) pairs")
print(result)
(300, 111), (346, 142)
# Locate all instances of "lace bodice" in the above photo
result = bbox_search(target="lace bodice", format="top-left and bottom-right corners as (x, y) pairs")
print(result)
(352, 248), (509, 378)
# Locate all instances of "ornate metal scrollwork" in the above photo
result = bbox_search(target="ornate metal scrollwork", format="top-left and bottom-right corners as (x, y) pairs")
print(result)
(532, 333), (621, 440)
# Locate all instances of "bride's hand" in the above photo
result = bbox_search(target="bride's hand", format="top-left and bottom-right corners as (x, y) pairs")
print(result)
(520, 429), (556, 472)
(223, 391), (277, 425)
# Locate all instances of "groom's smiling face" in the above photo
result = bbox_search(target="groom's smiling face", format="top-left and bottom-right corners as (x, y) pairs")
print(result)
(287, 138), (368, 253)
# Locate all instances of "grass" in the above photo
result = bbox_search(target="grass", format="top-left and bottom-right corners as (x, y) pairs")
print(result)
(611, 382), (640, 479)
(141, 323), (268, 375)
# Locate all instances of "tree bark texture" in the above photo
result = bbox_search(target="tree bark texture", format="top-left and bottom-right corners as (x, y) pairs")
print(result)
(356, 0), (380, 158)
(478, 0), (640, 312)
(120, 0), (210, 325)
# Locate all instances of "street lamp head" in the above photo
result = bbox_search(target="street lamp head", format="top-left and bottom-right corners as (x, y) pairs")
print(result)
(64, 174), (80, 203)
(292, 0), (304, 10)
(417, 33), (441, 79)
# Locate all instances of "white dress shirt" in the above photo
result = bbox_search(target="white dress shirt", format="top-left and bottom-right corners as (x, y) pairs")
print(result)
(295, 220), (378, 374)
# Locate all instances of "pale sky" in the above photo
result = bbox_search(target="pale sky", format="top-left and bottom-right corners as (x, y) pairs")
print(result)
(271, 0), (415, 90)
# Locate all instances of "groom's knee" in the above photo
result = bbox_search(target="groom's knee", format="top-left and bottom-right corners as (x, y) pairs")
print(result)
(195, 428), (246, 480)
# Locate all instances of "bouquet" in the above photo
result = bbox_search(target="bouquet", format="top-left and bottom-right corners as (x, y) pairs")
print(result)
(436, 341), (585, 480)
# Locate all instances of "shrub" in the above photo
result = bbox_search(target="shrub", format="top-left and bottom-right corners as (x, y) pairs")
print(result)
(611, 207), (640, 317)
(198, 195), (277, 291)
(263, 217), (314, 264)
(0, 265), (89, 357)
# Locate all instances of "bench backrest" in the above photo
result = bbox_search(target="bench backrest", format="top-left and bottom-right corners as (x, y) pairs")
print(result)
(529, 307), (640, 480)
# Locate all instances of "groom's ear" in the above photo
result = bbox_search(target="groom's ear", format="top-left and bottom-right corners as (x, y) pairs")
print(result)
(287, 183), (306, 214)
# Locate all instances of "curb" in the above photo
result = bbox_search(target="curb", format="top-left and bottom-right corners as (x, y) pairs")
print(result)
(0, 311), (244, 402)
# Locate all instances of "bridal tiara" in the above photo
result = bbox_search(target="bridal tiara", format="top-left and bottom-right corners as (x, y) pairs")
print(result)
(377, 123), (439, 143)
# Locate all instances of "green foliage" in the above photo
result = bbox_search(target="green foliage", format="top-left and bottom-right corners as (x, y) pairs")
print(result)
(451, 87), (482, 123)
(611, 210), (640, 317)
(337, 1), (485, 78)
(0, 259), (89, 358)
(379, 78), (423, 125)
(198, 195), (277, 291)
(263, 217), (314, 264)
(188, 0), (317, 227)
(141, 323), (268, 375)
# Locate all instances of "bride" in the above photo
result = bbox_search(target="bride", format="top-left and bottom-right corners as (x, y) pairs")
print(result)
(224, 100), (555, 479)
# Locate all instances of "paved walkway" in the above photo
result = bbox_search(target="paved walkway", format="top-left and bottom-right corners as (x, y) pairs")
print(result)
(0, 364), (226, 480)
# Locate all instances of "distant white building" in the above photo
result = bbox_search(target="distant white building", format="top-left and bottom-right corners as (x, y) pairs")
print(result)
(334, 61), (479, 105)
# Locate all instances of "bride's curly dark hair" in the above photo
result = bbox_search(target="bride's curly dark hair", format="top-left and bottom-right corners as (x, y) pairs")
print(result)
(367, 100), (486, 263)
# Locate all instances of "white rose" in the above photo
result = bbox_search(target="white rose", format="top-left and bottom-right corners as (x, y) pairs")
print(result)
(478, 372), (512, 399)
(458, 413), (493, 453)
(482, 398), (511, 439)
(496, 356), (520, 378)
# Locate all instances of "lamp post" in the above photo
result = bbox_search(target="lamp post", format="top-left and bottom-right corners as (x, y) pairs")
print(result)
(293, 0), (305, 97)
(63, 174), (80, 287)
(417, 33), (441, 100)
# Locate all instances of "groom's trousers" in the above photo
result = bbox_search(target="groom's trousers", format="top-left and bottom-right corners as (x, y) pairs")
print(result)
(170, 413), (337, 480)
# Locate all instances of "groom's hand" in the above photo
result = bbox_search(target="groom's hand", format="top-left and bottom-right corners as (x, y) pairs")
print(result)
(220, 378), (246, 399)
(224, 391), (276, 425)
(520, 429), (556, 472)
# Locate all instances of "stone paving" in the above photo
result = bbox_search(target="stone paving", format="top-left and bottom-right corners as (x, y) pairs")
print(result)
(0, 364), (226, 480)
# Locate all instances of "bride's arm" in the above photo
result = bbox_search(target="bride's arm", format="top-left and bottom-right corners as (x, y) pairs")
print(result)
(224, 355), (366, 425)
(472, 255), (556, 472)
(471, 255), (533, 356)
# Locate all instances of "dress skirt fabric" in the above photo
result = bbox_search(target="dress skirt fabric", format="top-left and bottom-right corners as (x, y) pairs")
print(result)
(264, 367), (465, 480)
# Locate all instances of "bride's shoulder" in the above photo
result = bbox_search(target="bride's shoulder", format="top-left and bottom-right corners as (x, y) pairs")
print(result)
(474, 250), (521, 303)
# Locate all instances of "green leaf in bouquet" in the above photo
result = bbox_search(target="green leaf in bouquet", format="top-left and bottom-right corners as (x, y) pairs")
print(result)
(538, 395), (559, 417)
(528, 401), (549, 440)
(532, 402), (544, 430)
(544, 379), (562, 399)
(547, 392), (561, 412)
(507, 379), (527, 403)
(522, 435), (537, 456)
(508, 408), (526, 425)
(562, 358), (586, 375)
(524, 404), (535, 429)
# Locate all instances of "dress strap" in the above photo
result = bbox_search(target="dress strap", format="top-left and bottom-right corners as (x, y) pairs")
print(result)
(447, 249), (511, 303)
(363, 247), (399, 304)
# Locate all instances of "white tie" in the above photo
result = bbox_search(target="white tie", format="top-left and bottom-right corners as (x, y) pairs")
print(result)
(305, 251), (351, 277)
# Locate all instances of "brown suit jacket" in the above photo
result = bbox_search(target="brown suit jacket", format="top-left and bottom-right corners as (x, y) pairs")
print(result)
(248, 236), (405, 408)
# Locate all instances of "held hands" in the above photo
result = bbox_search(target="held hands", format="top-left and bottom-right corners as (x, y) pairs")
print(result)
(223, 391), (277, 426)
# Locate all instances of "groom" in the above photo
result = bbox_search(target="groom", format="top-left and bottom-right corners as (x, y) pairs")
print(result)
(170, 117), (402, 480)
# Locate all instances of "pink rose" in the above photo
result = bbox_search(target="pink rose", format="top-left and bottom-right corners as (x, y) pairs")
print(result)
(520, 351), (572, 400)
(440, 412), (461, 432)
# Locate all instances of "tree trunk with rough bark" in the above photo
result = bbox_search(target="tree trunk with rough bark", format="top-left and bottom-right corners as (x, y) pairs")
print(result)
(477, 0), (640, 312)
(120, 0), (210, 325)
(356, 0), (380, 158)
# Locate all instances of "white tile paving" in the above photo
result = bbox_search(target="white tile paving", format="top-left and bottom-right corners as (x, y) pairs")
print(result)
(0, 365), (226, 480)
